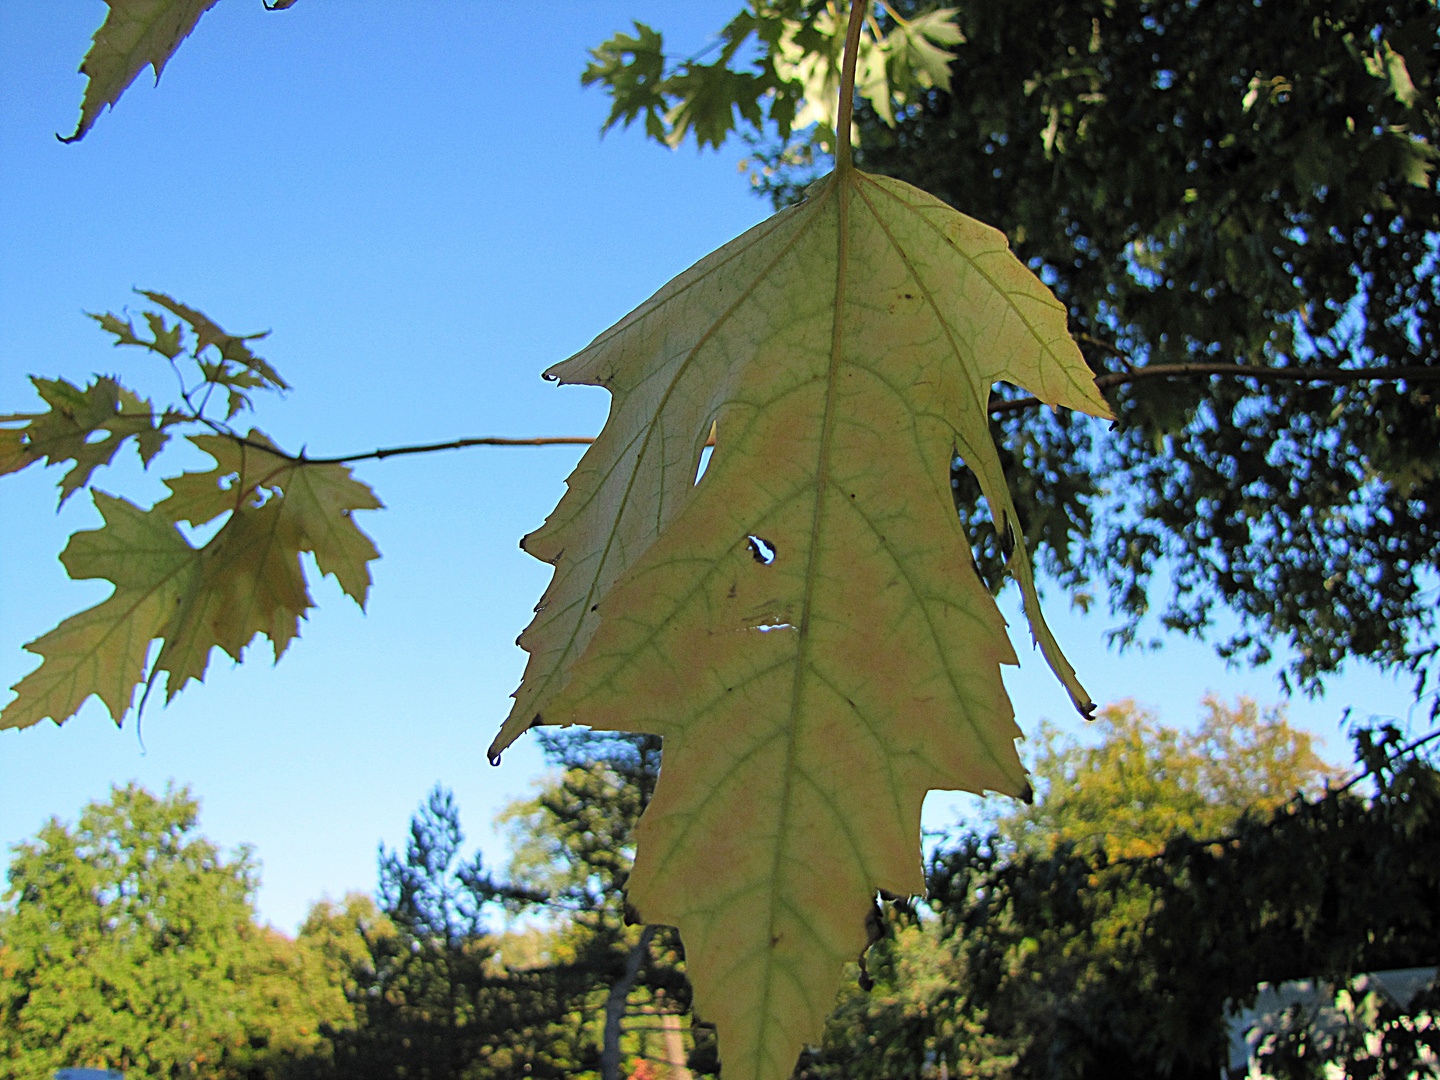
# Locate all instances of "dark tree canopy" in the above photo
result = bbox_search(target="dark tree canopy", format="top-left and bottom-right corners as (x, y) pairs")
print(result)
(852, 0), (1440, 695)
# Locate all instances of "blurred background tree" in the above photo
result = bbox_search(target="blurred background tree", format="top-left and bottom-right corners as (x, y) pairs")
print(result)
(0, 784), (347, 1080)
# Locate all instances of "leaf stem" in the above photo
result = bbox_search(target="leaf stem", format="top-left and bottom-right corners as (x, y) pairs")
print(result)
(835, 0), (870, 170)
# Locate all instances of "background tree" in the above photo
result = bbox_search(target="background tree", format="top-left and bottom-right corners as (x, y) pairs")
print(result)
(786, 697), (1354, 1080)
(316, 786), (587, 1080)
(0, 784), (347, 1080)
(922, 720), (1439, 1080)
(1001, 695), (1340, 858)
(490, 731), (703, 1080)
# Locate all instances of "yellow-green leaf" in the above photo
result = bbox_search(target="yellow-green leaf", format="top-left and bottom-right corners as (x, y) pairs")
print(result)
(0, 376), (168, 503)
(0, 434), (381, 730)
(151, 433), (382, 698)
(61, 0), (222, 144)
(1, 493), (198, 731)
(492, 166), (1110, 1080)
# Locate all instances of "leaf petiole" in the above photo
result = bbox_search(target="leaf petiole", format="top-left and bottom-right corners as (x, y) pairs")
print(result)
(835, 0), (870, 170)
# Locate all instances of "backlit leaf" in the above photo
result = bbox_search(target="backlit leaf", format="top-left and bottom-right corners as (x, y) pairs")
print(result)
(0, 376), (169, 504)
(493, 165), (1110, 1080)
(60, 0), (222, 144)
(0, 433), (381, 730)
(1, 493), (199, 731)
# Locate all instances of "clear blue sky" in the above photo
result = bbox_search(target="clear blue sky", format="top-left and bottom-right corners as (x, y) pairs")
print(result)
(0, 1), (1424, 934)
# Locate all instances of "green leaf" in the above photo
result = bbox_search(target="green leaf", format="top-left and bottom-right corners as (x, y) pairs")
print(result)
(0, 376), (169, 504)
(60, 0), (223, 144)
(139, 290), (289, 391)
(583, 23), (670, 137)
(1, 493), (198, 731)
(0, 433), (381, 730)
(492, 165), (1109, 1080)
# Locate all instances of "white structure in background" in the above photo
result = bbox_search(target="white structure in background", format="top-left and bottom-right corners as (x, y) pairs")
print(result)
(1227, 966), (1437, 1078)
(54, 1070), (124, 1079)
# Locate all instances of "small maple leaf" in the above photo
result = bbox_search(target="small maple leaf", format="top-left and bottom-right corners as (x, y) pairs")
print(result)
(0, 376), (170, 504)
(0, 432), (381, 731)
(493, 167), (1111, 1080)
(60, 0), (223, 144)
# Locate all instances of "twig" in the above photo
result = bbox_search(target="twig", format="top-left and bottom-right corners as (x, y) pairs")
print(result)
(83, 361), (1440, 468)
(988, 361), (1440, 415)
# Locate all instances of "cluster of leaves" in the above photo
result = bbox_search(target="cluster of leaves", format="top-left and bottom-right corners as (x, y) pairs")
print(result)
(583, 2), (962, 157)
(1, 293), (381, 733)
(850, 0), (1440, 696)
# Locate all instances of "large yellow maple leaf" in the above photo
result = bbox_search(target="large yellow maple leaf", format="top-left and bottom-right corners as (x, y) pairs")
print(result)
(495, 165), (1109, 1080)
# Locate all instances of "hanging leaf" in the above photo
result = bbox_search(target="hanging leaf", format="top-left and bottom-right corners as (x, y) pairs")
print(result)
(492, 165), (1110, 1080)
(0, 376), (171, 504)
(60, 0), (223, 143)
(0, 433), (381, 732)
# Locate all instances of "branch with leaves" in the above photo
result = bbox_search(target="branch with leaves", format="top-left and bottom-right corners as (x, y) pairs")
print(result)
(1, 294), (380, 733)
(14, 2), (1440, 1079)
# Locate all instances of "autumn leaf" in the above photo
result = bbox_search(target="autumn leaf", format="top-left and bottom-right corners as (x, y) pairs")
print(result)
(60, 0), (222, 143)
(491, 166), (1110, 1080)
(0, 433), (381, 731)
(0, 376), (170, 504)
(138, 290), (289, 394)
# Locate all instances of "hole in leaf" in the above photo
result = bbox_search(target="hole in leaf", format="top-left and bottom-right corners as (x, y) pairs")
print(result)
(750, 623), (793, 632)
(694, 444), (714, 485)
(84, 430), (113, 444)
(747, 536), (776, 564)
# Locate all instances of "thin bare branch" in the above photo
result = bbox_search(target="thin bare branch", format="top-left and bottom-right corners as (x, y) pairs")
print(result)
(989, 361), (1440, 415)
(131, 361), (1439, 469)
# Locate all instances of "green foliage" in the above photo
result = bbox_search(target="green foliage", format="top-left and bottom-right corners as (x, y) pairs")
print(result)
(0, 784), (347, 1079)
(923, 723), (1439, 1079)
(838, 0), (1440, 695)
(583, 2), (963, 155)
(0, 294), (381, 733)
(1001, 696), (1340, 859)
(306, 787), (595, 1080)
(490, 732), (702, 1079)
(18, 4), (1440, 1076)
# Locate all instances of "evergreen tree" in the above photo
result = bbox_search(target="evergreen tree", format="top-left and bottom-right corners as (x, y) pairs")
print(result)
(490, 731), (704, 1080)
(319, 786), (586, 1080)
